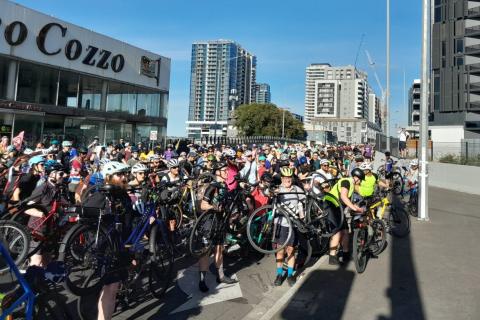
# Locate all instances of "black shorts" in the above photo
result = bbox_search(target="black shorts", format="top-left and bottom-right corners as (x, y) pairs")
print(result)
(325, 203), (347, 231)
(399, 141), (407, 151)
(274, 225), (298, 247)
(103, 251), (129, 285)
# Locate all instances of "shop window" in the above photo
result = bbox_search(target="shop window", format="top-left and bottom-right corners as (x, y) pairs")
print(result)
(105, 122), (133, 144)
(0, 56), (10, 100)
(0, 112), (14, 139)
(137, 91), (160, 117)
(58, 71), (79, 108)
(42, 115), (65, 144)
(64, 118), (105, 147)
(13, 113), (43, 147)
(135, 124), (161, 144)
(79, 76), (102, 110)
(17, 62), (58, 105)
(107, 82), (137, 115)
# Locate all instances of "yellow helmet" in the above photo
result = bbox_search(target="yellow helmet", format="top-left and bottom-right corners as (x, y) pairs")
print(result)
(280, 167), (294, 177)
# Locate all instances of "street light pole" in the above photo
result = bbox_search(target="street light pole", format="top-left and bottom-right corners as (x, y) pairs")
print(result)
(419, 0), (430, 221)
(386, 0), (391, 150)
(282, 108), (285, 138)
(214, 58), (220, 144)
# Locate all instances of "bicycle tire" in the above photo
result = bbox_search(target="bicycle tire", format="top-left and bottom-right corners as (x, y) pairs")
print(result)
(189, 210), (218, 258)
(59, 223), (116, 296)
(305, 197), (341, 238)
(76, 274), (101, 320)
(369, 219), (387, 256)
(390, 172), (404, 195)
(408, 191), (418, 217)
(149, 223), (175, 299)
(389, 206), (410, 238)
(352, 227), (368, 273)
(246, 205), (293, 254)
(0, 220), (31, 275)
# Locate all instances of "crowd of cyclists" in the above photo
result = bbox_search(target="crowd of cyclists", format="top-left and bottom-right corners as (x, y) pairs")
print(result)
(0, 134), (420, 320)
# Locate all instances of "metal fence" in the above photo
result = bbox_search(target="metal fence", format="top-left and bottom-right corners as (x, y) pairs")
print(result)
(406, 139), (480, 166)
(375, 133), (400, 158)
(166, 136), (306, 147)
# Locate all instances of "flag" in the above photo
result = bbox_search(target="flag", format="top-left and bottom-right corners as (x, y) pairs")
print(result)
(12, 131), (24, 151)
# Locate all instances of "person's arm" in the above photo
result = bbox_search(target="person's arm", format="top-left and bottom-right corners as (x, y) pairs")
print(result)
(340, 185), (363, 212)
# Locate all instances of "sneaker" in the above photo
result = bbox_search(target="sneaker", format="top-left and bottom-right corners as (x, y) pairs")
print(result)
(274, 274), (285, 286)
(286, 276), (296, 287)
(199, 280), (209, 292)
(329, 254), (340, 265)
(216, 275), (238, 284)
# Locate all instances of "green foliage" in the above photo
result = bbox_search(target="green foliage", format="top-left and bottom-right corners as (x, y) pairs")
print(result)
(233, 103), (305, 139)
(438, 154), (480, 167)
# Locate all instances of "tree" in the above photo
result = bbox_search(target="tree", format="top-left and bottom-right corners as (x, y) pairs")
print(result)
(234, 103), (305, 139)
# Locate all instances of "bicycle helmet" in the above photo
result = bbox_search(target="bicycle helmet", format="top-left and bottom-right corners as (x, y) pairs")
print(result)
(28, 155), (45, 166)
(320, 159), (330, 166)
(131, 163), (148, 173)
(351, 168), (366, 181)
(359, 162), (373, 171)
(148, 154), (161, 161)
(410, 159), (419, 167)
(89, 172), (105, 185)
(45, 161), (64, 175)
(207, 154), (216, 161)
(299, 156), (308, 165)
(280, 153), (289, 161)
(212, 161), (228, 171)
(223, 149), (236, 159)
(101, 161), (130, 176)
(167, 158), (179, 168)
(260, 172), (274, 184)
(280, 167), (294, 177)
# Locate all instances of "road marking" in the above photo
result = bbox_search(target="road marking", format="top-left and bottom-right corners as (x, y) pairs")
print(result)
(170, 264), (243, 314)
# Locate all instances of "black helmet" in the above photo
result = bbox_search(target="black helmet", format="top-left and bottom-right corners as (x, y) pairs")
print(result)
(45, 160), (64, 175)
(351, 168), (365, 181)
(260, 172), (274, 184)
(212, 161), (228, 172)
(384, 151), (391, 156)
(77, 147), (88, 154)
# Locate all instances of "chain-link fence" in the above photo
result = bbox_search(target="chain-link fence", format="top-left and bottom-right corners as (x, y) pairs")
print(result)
(406, 139), (480, 166)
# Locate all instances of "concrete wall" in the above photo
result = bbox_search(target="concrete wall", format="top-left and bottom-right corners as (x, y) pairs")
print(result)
(428, 162), (480, 196)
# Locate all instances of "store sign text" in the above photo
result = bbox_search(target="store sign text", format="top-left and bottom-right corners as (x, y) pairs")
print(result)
(1, 19), (125, 73)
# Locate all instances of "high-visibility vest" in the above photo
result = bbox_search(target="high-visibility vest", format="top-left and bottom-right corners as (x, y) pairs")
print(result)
(324, 177), (354, 207)
(359, 174), (377, 197)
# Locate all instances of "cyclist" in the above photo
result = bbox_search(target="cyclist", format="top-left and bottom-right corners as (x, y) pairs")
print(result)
(324, 168), (365, 265)
(311, 159), (333, 195)
(126, 146), (140, 167)
(198, 161), (238, 293)
(93, 161), (132, 320)
(405, 159), (419, 189)
(356, 162), (388, 200)
(23, 160), (65, 267)
(384, 151), (394, 174)
(56, 140), (72, 173)
(11, 155), (45, 203)
(129, 163), (148, 188)
(273, 167), (305, 287)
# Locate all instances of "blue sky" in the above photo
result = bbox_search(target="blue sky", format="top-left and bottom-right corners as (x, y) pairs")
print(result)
(15, 0), (422, 136)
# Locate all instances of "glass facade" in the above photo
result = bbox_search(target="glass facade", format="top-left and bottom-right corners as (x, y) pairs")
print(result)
(0, 53), (167, 146)
(0, 56), (9, 100)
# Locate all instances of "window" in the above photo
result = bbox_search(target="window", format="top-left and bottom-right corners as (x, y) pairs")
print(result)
(434, 0), (441, 5)
(0, 56), (10, 99)
(42, 115), (65, 143)
(434, 6), (442, 23)
(58, 71), (79, 108)
(107, 82), (137, 115)
(455, 39), (463, 53)
(17, 62), (58, 105)
(456, 57), (464, 66)
(13, 113), (43, 147)
(64, 118), (105, 146)
(78, 76), (102, 110)
(0, 111), (14, 138)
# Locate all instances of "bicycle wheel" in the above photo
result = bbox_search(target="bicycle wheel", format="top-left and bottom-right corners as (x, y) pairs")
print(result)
(390, 172), (404, 195)
(246, 205), (293, 254)
(408, 191), (418, 217)
(189, 210), (218, 258)
(389, 206), (410, 238)
(0, 220), (31, 274)
(352, 227), (368, 273)
(59, 223), (116, 296)
(76, 274), (101, 320)
(305, 197), (341, 238)
(149, 223), (175, 299)
(369, 219), (387, 256)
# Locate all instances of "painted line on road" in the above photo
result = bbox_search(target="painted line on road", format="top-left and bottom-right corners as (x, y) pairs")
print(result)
(243, 255), (329, 320)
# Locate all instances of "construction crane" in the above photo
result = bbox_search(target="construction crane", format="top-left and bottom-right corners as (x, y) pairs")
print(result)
(365, 50), (385, 101)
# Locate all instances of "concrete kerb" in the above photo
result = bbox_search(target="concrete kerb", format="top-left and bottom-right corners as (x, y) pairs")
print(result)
(243, 255), (329, 320)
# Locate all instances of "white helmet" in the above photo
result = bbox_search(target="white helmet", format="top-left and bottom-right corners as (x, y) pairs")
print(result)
(359, 162), (373, 171)
(410, 159), (419, 167)
(148, 154), (161, 161)
(223, 149), (235, 158)
(167, 158), (179, 168)
(98, 158), (111, 166)
(131, 163), (148, 173)
(101, 161), (130, 176)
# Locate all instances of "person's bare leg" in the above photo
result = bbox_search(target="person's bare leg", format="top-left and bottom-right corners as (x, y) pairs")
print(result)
(198, 254), (210, 292)
(97, 282), (119, 320)
(329, 232), (340, 256)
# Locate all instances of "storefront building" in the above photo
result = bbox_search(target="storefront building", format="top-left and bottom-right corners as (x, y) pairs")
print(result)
(0, 1), (170, 147)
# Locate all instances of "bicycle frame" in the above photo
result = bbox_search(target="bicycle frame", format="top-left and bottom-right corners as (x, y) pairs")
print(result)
(366, 196), (390, 220)
(0, 243), (34, 320)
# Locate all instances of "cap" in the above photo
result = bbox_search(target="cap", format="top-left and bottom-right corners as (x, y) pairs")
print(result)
(62, 141), (72, 147)
(258, 155), (266, 161)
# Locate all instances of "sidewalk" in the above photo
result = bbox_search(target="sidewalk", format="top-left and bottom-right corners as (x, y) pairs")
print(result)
(256, 187), (480, 320)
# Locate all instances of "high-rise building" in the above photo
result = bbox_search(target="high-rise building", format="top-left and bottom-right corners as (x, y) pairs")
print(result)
(186, 40), (256, 139)
(408, 80), (421, 127)
(431, 0), (480, 140)
(304, 63), (380, 144)
(254, 83), (271, 104)
(368, 91), (383, 128)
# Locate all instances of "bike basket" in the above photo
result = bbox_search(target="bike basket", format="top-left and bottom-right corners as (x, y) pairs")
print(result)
(76, 206), (105, 219)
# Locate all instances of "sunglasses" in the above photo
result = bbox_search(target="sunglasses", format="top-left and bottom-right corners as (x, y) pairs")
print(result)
(136, 172), (146, 175)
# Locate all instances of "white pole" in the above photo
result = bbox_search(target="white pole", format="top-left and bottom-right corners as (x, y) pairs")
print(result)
(386, 0), (391, 150)
(419, 0), (430, 221)
(282, 109), (285, 138)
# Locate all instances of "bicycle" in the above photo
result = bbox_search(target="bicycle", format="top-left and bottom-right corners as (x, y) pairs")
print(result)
(58, 185), (174, 299)
(377, 160), (404, 195)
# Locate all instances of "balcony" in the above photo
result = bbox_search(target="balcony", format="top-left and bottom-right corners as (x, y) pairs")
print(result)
(468, 63), (480, 75)
(465, 25), (480, 37)
(470, 82), (480, 93)
(465, 43), (480, 55)
(468, 6), (480, 18)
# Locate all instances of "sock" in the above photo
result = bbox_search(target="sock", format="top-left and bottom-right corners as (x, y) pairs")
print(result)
(276, 267), (283, 276)
(199, 271), (207, 282)
(217, 263), (225, 279)
(287, 267), (294, 277)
